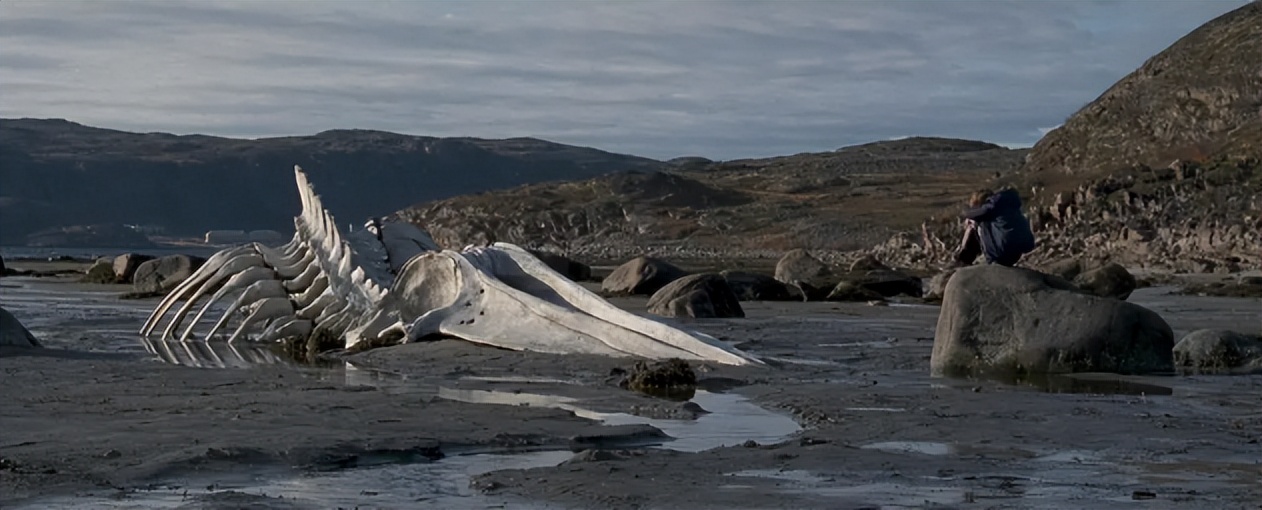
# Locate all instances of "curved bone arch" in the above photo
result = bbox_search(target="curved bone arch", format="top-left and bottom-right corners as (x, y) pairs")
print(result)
(142, 166), (758, 366)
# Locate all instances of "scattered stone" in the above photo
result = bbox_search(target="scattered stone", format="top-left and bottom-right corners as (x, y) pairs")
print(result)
(774, 249), (835, 300)
(600, 255), (689, 296)
(1238, 275), (1262, 286)
(825, 281), (883, 302)
(720, 270), (795, 301)
(1074, 263), (1138, 300)
(1178, 281), (1262, 298)
(563, 449), (628, 464)
(0, 306), (41, 348)
(848, 254), (889, 272)
(112, 253), (155, 284)
(931, 265), (1174, 376)
(1043, 258), (1137, 300)
(81, 258), (118, 284)
(132, 254), (207, 294)
(528, 250), (592, 282)
(924, 269), (956, 303)
(853, 269), (923, 298)
(618, 358), (698, 400)
(1173, 329), (1262, 372)
(647, 274), (744, 319)
(867, 300), (889, 307)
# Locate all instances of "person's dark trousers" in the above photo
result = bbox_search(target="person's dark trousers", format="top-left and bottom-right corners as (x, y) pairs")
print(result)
(953, 222), (1022, 267)
(954, 224), (982, 265)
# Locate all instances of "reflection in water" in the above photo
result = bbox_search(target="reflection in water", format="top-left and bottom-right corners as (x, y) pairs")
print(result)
(965, 371), (1174, 396)
(140, 337), (297, 369)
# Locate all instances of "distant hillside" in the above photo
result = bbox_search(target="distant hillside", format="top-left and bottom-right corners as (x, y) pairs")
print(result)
(398, 137), (1026, 261)
(0, 119), (662, 245)
(896, 2), (1262, 274)
(1020, 1), (1261, 188)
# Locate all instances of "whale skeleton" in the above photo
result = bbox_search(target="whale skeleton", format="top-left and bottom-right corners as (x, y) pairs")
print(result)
(141, 166), (758, 366)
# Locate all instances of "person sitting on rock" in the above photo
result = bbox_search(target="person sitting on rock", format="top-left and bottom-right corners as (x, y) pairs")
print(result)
(952, 187), (1036, 267)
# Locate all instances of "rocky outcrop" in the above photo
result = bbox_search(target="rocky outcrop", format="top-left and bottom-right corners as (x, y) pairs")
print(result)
(863, 5), (1262, 274)
(931, 265), (1174, 376)
(113, 253), (155, 283)
(600, 256), (689, 296)
(0, 306), (41, 348)
(528, 250), (592, 282)
(646, 274), (744, 319)
(1173, 330), (1262, 372)
(133, 254), (207, 294)
(720, 271), (796, 301)
(1022, 2), (1261, 183)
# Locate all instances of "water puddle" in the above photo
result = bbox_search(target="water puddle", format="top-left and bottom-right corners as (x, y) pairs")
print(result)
(21, 450), (574, 509)
(437, 387), (801, 452)
(761, 355), (842, 367)
(818, 339), (895, 349)
(860, 440), (953, 456)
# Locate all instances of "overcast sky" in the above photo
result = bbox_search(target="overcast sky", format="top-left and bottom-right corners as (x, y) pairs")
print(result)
(0, 1), (1250, 160)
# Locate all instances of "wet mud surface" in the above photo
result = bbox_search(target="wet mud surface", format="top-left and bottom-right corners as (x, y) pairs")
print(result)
(1, 273), (1260, 509)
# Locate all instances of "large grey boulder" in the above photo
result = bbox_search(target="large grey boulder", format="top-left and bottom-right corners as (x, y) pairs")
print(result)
(133, 254), (207, 294)
(113, 253), (155, 283)
(774, 249), (835, 300)
(0, 306), (41, 348)
(601, 256), (689, 296)
(720, 270), (795, 301)
(931, 265), (1174, 376)
(1173, 330), (1262, 372)
(647, 274), (744, 319)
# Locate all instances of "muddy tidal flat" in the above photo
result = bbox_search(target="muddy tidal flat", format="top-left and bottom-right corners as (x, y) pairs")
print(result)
(1, 270), (1260, 509)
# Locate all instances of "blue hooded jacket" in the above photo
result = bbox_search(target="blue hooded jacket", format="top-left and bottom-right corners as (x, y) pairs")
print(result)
(963, 188), (1036, 265)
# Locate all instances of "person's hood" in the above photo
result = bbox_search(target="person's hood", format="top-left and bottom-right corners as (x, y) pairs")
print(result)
(989, 188), (1022, 211)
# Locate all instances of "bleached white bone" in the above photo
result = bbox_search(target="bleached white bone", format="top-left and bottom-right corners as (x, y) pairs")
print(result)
(227, 297), (294, 343)
(283, 262), (321, 292)
(162, 261), (271, 340)
(297, 290), (339, 320)
(181, 278), (286, 341)
(258, 317), (313, 343)
(141, 244), (256, 335)
(202, 280), (288, 341)
(293, 274), (329, 309)
(179, 266), (279, 340)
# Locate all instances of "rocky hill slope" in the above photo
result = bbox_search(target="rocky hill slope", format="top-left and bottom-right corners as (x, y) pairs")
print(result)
(0, 119), (661, 245)
(397, 137), (1026, 261)
(890, 2), (1262, 274)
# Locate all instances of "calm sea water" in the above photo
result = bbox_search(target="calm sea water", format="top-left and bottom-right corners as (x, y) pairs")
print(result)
(0, 245), (225, 260)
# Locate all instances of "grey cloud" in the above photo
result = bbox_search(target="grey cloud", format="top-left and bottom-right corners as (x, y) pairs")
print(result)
(0, 0), (1251, 159)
